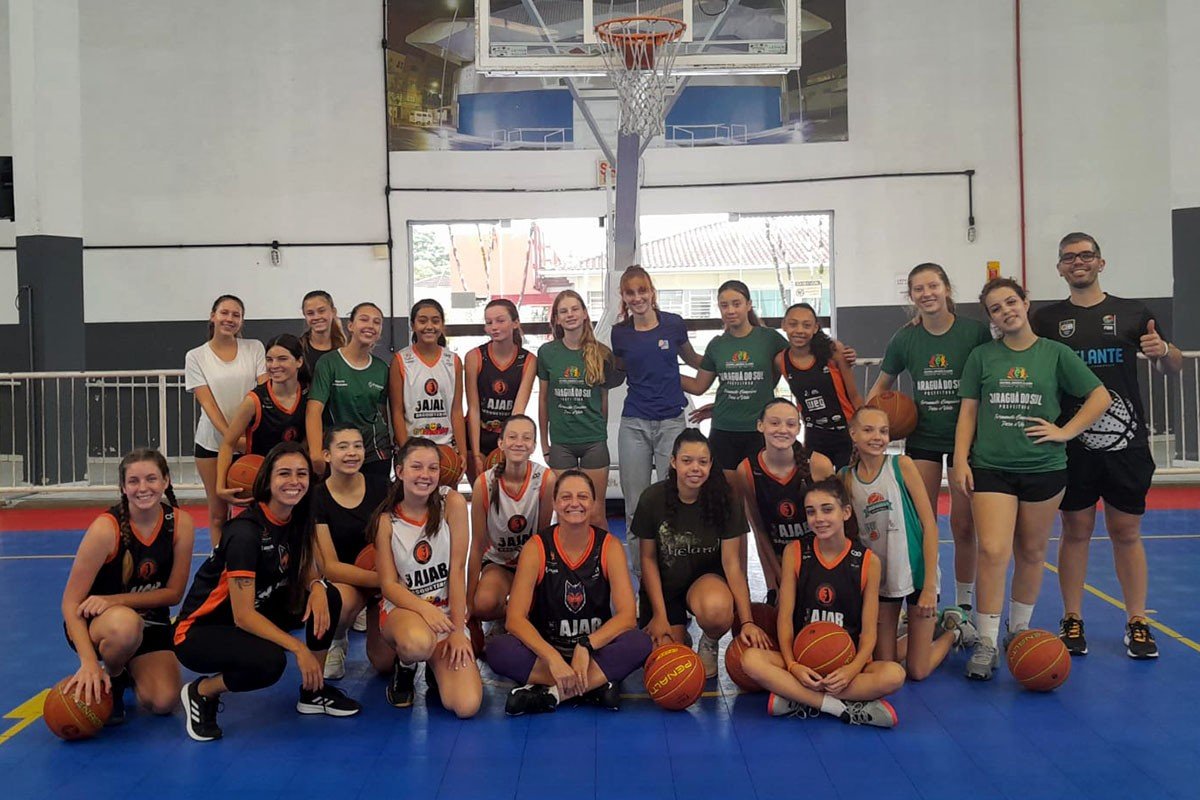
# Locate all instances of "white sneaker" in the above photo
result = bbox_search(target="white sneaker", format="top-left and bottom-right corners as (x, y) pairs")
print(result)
(697, 634), (720, 679)
(324, 636), (347, 680)
(352, 608), (368, 633)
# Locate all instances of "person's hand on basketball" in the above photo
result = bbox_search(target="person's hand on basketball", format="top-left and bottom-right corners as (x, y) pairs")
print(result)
(821, 663), (862, 696)
(302, 581), (330, 640)
(687, 403), (714, 424)
(295, 646), (323, 692)
(786, 661), (823, 691)
(571, 643), (592, 690)
(548, 652), (579, 699)
(66, 660), (110, 706)
(443, 631), (474, 670)
(1022, 417), (1071, 444)
(737, 621), (772, 650)
(216, 484), (253, 505)
(76, 594), (113, 619)
(418, 601), (456, 636)
(644, 614), (675, 647)
(916, 587), (937, 620)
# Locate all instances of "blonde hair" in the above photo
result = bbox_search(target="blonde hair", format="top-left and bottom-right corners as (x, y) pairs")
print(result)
(552, 290), (613, 387)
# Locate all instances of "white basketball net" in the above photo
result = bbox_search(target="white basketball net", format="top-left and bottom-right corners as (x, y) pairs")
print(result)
(595, 16), (686, 139)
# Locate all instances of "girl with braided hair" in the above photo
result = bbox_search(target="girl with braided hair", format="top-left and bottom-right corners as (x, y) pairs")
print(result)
(635, 429), (772, 679)
(61, 449), (195, 723)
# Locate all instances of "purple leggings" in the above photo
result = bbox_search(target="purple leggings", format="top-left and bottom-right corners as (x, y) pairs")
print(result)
(487, 630), (652, 684)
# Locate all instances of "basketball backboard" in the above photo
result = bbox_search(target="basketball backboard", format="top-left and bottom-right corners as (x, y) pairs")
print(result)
(476, 1), (806, 75)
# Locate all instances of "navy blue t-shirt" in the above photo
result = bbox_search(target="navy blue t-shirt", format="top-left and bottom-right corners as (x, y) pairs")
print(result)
(610, 311), (689, 420)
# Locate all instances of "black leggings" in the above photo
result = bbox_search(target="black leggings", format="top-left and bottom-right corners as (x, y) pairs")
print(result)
(175, 583), (343, 693)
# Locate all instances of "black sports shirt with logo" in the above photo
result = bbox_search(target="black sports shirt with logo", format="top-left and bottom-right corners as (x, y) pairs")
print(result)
(90, 503), (177, 626)
(529, 525), (613, 657)
(789, 537), (870, 645)
(1033, 295), (1159, 451)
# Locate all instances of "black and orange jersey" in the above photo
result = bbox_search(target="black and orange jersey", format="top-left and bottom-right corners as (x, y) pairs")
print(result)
(174, 503), (299, 645)
(88, 503), (176, 626)
(245, 383), (306, 456)
(475, 343), (533, 446)
(738, 451), (813, 556)
(789, 536), (871, 645)
(777, 351), (855, 435)
(529, 525), (612, 657)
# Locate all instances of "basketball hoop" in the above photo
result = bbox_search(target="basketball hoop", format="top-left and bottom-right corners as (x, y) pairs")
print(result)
(594, 16), (687, 138)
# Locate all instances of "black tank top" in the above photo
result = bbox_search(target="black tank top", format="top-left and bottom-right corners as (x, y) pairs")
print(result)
(790, 537), (867, 644)
(742, 451), (812, 555)
(530, 525), (612, 656)
(781, 353), (852, 434)
(246, 383), (307, 456)
(476, 343), (530, 438)
(89, 503), (176, 626)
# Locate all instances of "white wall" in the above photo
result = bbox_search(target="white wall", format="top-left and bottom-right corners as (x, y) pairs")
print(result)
(78, 0), (387, 322)
(1168, 0), (1200, 209)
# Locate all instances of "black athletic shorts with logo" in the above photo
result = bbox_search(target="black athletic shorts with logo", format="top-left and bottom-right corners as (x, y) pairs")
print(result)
(1061, 445), (1155, 516)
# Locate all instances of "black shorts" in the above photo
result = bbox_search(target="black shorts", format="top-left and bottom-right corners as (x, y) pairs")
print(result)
(1061, 446), (1155, 516)
(194, 443), (219, 459)
(879, 589), (928, 606)
(805, 428), (854, 470)
(708, 429), (764, 472)
(906, 446), (955, 466)
(479, 429), (500, 457)
(64, 619), (174, 658)
(972, 467), (1068, 503)
(637, 571), (725, 628)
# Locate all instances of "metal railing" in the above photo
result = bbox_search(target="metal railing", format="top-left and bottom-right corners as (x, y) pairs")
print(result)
(2, 354), (1198, 495)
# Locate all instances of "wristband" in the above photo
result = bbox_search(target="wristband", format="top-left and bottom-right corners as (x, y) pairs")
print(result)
(577, 636), (595, 654)
(308, 578), (327, 592)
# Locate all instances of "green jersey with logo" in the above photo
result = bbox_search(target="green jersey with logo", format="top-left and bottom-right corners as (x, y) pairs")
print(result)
(958, 337), (1102, 473)
(880, 316), (992, 451)
(309, 350), (393, 464)
(700, 326), (788, 432)
(536, 340), (606, 445)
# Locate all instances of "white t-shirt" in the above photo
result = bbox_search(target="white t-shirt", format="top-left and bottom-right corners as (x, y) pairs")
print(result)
(185, 339), (267, 452)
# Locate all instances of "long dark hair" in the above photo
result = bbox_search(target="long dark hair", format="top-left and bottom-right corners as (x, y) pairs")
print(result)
(783, 302), (833, 362)
(717, 280), (761, 327)
(207, 294), (245, 340)
(489, 414), (537, 512)
(410, 298), (448, 347)
(759, 398), (812, 481)
(804, 476), (860, 542)
(115, 449), (178, 586)
(264, 332), (310, 388)
(906, 263), (957, 325)
(665, 429), (731, 531)
(370, 437), (444, 540)
(299, 289), (347, 349)
(484, 299), (523, 346)
(250, 441), (316, 607)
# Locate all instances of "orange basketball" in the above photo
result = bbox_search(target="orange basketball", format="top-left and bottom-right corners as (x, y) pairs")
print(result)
(724, 637), (778, 693)
(227, 453), (264, 495)
(866, 391), (919, 440)
(644, 645), (705, 711)
(643, 642), (691, 673)
(484, 448), (505, 470)
(43, 677), (112, 741)
(1007, 629), (1071, 692)
(354, 543), (376, 571)
(793, 621), (856, 676)
(437, 444), (464, 487)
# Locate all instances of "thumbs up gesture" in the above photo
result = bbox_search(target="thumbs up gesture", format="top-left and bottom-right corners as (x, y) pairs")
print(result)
(1139, 319), (1169, 359)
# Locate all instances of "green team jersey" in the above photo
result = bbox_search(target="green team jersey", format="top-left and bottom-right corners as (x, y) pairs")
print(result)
(309, 350), (393, 464)
(958, 337), (1102, 473)
(700, 326), (788, 432)
(880, 316), (992, 451)
(536, 340), (606, 445)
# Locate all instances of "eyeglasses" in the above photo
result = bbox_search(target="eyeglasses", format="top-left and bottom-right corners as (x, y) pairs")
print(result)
(1059, 251), (1098, 265)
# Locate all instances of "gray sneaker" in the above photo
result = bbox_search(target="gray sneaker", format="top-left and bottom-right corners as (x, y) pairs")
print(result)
(697, 634), (720, 679)
(965, 638), (999, 681)
(840, 699), (898, 728)
(940, 607), (980, 648)
(767, 693), (820, 718)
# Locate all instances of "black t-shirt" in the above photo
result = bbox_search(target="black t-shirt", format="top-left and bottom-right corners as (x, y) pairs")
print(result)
(312, 473), (391, 565)
(174, 503), (300, 644)
(302, 340), (335, 377)
(632, 480), (745, 599)
(1032, 295), (1159, 451)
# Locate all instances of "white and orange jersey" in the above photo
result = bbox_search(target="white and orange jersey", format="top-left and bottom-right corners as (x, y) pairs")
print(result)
(395, 345), (459, 444)
(383, 486), (452, 612)
(480, 462), (549, 567)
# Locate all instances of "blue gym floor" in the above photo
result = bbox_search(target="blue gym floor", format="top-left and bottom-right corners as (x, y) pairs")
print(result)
(2, 506), (1199, 800)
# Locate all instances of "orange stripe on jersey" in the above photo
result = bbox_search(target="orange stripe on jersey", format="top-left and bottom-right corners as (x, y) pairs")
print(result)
(600, 533), (611, 580)
(532, 534), (547, 584)
(860, 549), (875, 592)
(756, 450), (798, 486)
(415, 346), (443, 369)
(259, 503), (290, 527)
(130, 507), (165, 548)
(737, 458), (756, 497)
(501, 462), (533, 501)
(99, 513), (121, 563)
(828, 362), (857, 419)
(789, 540), (803, 577)
(267, 382), (300, 415)
(555, 526), (596, 570)
(393, 352), (407, 378)
(814, 538), (852, 571)
(173, 570), (231, 645)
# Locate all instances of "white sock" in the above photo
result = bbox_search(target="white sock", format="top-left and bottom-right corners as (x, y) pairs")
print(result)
(546, 685), (561, 703)
(955, 582), (975, 608)
(1009, 601), (1035, 633)
(978, 613), (1001, 646)
(820, 694), (846, 717)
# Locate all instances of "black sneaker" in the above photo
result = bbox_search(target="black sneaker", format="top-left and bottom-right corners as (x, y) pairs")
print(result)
(1059, 614), (1088, 656)
(1125, 617), (1159, 659)
(105, 671), (130, 727)
(181, 678), (222, 742)
(581, 681), (621, 711)
(297, 684), (362, 717)
(386, 660), (416, 708)
(504, 684), (558, 716)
